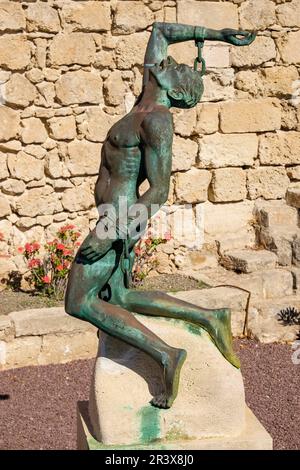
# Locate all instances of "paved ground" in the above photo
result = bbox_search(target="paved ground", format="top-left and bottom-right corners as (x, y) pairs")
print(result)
(0, 339), (299, 450)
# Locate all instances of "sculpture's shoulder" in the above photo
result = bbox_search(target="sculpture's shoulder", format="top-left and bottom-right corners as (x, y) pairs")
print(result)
(141, 106), (173, 143)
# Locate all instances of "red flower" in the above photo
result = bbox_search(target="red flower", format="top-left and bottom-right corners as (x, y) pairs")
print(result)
(25, 243), (34, 253)
(59, 224), (75, 232)
(75, 242), (81, 247)
(32, 242), (40, 251)
(56, 264), (64, 271)
(145, 238), (152, 246)
(56, 243), (65, 251)
(17, 247), (24, 253)
(63, 248), (72, 256)
(134, 247), (142, 256)
(28, 258), (41, 268)
(42, 275), (51, 284)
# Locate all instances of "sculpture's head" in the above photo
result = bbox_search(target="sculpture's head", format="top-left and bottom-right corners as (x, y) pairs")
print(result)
(151, 56), (203, 109)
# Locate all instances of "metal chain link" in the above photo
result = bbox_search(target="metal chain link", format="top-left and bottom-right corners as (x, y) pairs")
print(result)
(194, 40), (206, 76)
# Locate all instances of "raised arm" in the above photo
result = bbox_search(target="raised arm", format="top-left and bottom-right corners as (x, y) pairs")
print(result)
(143, 22), (256, 84)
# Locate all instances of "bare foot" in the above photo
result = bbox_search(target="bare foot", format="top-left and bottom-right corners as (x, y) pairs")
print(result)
(206, 308), (240, 369)
(151, 348), (187, 409)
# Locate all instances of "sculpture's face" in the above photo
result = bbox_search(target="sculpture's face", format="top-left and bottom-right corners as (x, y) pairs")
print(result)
(151, 56), (203, 109)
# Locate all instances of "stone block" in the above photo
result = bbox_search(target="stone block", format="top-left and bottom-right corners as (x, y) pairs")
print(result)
(1, 336), (42, 370)
(195, 103), (219, 135)
(16, 186), (60, 217)
(39, 331), (98, 366)
(61, 1), (111, 32)
(247, 167), (289, 200)
(0, 154), (9, 179)
(88, 314), (245, 447)
(55, 71), (103, 106)
(3, 73), (37, 108)
(0, 316), (14, 342)
(287, 166), (300, 181)
(277, 31), (300, 64)
(81, 108), (119, 143)
(49, 33), (96, 66)
(178, 1), (238, 29)
(202, 69), (235, 102)
(276, 0), (300, 27)
(21, 118), (47, 144)
(172, 135), (198, 172)
(113, 1), (153, 34)
(115, 32), (150, 69)
(220, 99), (281, 134)
(0, 107), (20, 142)
(198, 133), (257, 168)
(48, 116), (76, 141)
(231, 36), (276, 67)
(61, 183), (94, 212)
(0, 195), (11, 217)
(7, 152), (44, 182)
(0, 2), (26, 32)
(103, 71), (126, 106)
(292, 236), (300, 267)
(255, 200), (298, 229)
(169, 42), (230, 69)
(286, 184), (300, 208)
(202, 200), (254, 239)
(175, 168), (211, 203)
(259, 132), (300, 166)
(221, 249), (277, 273)
(0, 35), (31, 70)
(239, 0), (276, 30)
(173, 108), (196, 137)
(26, 3), (60, 33)
(209, 168), (247, 202)
(66, 140), (101, 176)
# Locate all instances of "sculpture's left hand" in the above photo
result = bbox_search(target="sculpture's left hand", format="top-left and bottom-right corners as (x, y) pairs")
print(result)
(220, 29), (256, 46)
(79, 228), (113, 262)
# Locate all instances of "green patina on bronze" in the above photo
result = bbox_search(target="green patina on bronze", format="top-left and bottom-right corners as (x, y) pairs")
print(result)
(138, 405), (161, 443)
(65, 22), (255, 410)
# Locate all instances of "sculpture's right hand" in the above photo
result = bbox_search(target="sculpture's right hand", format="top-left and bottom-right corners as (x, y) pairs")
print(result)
(79, 228), (113, 262)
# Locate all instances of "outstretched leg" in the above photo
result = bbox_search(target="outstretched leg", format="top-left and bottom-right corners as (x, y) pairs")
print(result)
(119, 290), (240, 368)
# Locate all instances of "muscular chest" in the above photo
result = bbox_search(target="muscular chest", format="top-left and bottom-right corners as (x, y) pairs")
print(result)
(107, 114), (142, 148)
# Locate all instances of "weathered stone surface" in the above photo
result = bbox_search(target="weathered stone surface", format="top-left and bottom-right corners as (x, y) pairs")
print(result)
(196, 103), (219, 135)
(61, 1), (111, 32)
(16, 186), (60, 217)
(0, 316), (14, 342)
(49, 33), (96, 66)
(202, 200), (254, 238)
(287, 166), (300, 181)
(178, 1), (238, 29)
(173, 108), (196, 137)
(277, 31), (300, 65)
(169, 42), (230, 70)
(55, 70), (103, 105)
(231, 36), (276, 67)
(235, 67), (299, 97)
(199, 133), (257, 169)
(0, 2), (25, 32)
(81, 107), (119, 142)
(209, 168), (247, 202)
(48, 116), (76, 140)
(172, 135), (198, 172)
(259, 226), (296, 266)
(221, 249), (277, 274)
(175, 168), (211, 203)
(114, 1), (153, 34)
(26, 3), (60, 33)
(9, 307), (96, 337)
(61, 183), (94, 212)
(0, 194), (11, 217)
(0, 107), (20, 142)
(220, 99), (281, 134)
(239, 0), (276, 30)
(0, 153), (8, 179)
(7, 152), (44, 183)
(66, 140), (101, 176)
(21, 117), (47, 144)
(115, 32), (150, 69)
(45, 149), (65, 179)
(292, 236), (300, 267)
(255, 200), (298, 228)
(39, 331), (98, 366)
(247, 167), (289, 200)
(276, 0), (300, 28)
(2, 336), (42, 369)
(259, 132), (300, 166)
(3, 73), (37, 108)
(0, 35), (31, 70)
(103, 71), (126, 106)
(286, 184), (300, 208)
(202, 69), (235, 102)
(89, 315), (245, 446)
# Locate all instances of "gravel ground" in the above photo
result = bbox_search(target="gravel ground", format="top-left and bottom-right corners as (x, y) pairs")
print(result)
(0, 339), (299, 450)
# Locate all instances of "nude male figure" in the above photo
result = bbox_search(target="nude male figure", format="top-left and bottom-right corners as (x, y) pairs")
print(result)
(65, 22), (255, 409)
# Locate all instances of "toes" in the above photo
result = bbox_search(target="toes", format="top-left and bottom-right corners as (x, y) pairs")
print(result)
(151, 395), (169, 409)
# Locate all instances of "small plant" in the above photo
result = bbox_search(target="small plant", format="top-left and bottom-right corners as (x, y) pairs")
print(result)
(278, 306), (300, 326)
(19, 224), (81, 300)
(131, 226), (172, 287)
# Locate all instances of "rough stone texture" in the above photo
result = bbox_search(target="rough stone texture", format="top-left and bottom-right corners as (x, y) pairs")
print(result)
(231, 36), (276, 67)
(61, 2), (111, 32)
(115, 32), (150, 69)
(247, 167), (290, 200)
(113, 1), (153, 34)
(0, 35), (31, 70)
(235, 67), (299, 97)
(26, 3), (60, 33)
(61, 183), (94, 212)
(277, 31), (300, 65)
(259, 132), (300, 166)
(173, 108), (196, 137)
(3, 74), (37, 108)
(175, 167), (211, 203)
(0, 107), (20, 142)
(89, 315), (245, 446)
(103, 71), (126, 106)
(2, 336), (42, 369)
(202, 200), (254, 239)
(286, 184), (300, 208)
(16, 186), (60, 217)
(195, 103), (219, 135)
(0, 2), (26, 32)
(239, 0), (276, 30)
(81, 107), (119, 142)
(178, 1), (238, 29)
(221, 249), (277, 274)
(255, 200), (298, 229)
(48, 116), (77, 141)
(49, 33), (96, 66)
(0, 194), (11, 217)
(199, 133), (258, 168)
(55, 70), (103, 105)
(220, 99), (281, 133)
(172, 135), (198, 172)
(66, 140), (101, 176)
(276, 0), (300, 27)
(202, 69), (235, 102)
(209, 168), (247, 202)
(287, 166), (300, 181)
(21, 117), (47, 144)
(7, 152), (44, 182)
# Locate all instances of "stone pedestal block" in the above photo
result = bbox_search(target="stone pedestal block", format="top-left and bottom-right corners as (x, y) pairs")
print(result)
(78, 315), (272, 450)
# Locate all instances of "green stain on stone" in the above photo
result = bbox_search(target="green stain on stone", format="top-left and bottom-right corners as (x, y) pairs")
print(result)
(138, 405), (160, 443)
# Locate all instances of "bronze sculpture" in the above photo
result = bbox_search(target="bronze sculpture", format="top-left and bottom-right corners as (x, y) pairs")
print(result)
(65, 22), (255, 409)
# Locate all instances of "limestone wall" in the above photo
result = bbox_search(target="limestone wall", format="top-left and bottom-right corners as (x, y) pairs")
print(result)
(0, 0), (300, 278)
